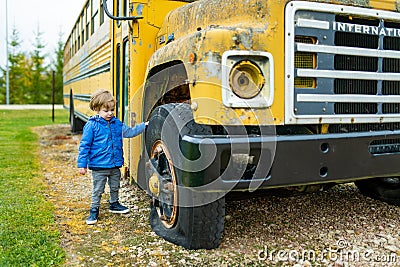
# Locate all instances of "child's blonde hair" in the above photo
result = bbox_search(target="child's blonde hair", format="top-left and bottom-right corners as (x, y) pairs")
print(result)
(89, 90), (116, 111)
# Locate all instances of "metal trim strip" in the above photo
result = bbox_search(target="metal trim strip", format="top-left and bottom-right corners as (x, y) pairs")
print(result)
(297, 18), (330, 30)
(63, 61), (110, 86)
(297, 69), (400, 81)
(73, 94), (91, 102)
(297, 94), (400, 103)
(297, 43), (400, 59)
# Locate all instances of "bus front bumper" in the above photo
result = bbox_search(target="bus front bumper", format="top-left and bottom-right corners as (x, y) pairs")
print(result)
(180, 130), (400, 191)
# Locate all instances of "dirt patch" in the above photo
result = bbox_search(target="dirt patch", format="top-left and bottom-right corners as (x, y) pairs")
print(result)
(35, 124), (400, 266)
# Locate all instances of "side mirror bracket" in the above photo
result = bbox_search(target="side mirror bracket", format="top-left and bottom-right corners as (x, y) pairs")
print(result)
(103, 0), (143, 21)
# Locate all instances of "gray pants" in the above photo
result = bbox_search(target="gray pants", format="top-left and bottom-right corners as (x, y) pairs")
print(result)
(90, 168), (121, 209)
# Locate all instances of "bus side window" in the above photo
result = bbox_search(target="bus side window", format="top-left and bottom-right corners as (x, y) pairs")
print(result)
(117, 0), (123, 27)
(100, 1), (104, 25)
(81, 12), (85, 47)
(77, 18), (81, 50)
(123, 0), (128, 16)
(86, 3), (90, 41)
(91, 0), (99, 34)
(122, 39), (129, 122)
(116, 44), (121, 118)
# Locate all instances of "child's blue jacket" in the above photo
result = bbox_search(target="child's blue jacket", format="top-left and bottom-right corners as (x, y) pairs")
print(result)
(77, 115), (146, 170)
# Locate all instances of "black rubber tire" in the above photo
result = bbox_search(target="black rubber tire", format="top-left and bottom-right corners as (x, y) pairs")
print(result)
(355, 178), (400, 206)
(70, 96), (84, 133)
(145, 103), (225, 249)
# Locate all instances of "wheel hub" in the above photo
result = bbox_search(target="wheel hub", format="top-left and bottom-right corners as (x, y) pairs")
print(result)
(149, 141), (178, 228)
(148, 173), (160, 196)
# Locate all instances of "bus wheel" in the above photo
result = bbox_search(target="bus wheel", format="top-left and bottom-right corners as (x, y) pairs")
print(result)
(69, 102), (84, 133)
(145, 103), (225, 249)
(355, 177), (400, 205)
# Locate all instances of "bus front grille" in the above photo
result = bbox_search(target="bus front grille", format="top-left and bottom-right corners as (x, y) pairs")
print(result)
(286, 2), (400, 125)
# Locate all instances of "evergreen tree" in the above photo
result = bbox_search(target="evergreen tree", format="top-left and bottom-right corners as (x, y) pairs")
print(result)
(0, 71), (4, 104)
(0, 27), (30, 104)
(51, 31), (65, 104)
(0, 25), (65, 104)
(28, 25), (50, 104)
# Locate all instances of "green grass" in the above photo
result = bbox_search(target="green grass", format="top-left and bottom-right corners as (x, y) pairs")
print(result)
(0, 109), (68, 266)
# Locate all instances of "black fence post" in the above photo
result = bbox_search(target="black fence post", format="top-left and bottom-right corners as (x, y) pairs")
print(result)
(52, 71), (55, 122)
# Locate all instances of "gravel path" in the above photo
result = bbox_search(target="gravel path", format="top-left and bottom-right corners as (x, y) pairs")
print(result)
(36, 124), (400, 266)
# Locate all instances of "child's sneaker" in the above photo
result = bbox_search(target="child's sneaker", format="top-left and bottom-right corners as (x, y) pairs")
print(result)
(109, 201), (130, 214)
(86, 207), (99, 225)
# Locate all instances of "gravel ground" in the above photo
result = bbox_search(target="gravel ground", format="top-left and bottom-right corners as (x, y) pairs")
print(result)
(35, 124), (400, 266)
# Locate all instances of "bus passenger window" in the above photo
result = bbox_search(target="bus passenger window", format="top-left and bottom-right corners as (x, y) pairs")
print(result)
(116, 44), (121, 118)
(117, 0), (122, 27)
(122, 39), (129, 122)
(77, 19), (81, 50)
(91, 0), (99, 34)
(81, 12), (85, 46)
(123, 0), (128, 17)
(100, 1), (104, 25)
(76, 26), (79, 51)
(72, 27), (76, 55)
(86, 3), (90, 41)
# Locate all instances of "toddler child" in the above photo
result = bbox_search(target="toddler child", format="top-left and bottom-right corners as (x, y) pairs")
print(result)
(77, 89), (147, 224)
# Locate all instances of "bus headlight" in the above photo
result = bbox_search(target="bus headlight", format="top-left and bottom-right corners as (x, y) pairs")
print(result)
(229, 60), (264, 99)
(222, 50), (274, 108)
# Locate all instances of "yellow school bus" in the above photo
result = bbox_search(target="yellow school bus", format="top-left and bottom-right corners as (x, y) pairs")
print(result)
(64, 0), (400, 249)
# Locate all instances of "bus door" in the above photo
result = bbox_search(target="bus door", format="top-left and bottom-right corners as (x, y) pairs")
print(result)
(112, 0), (127, 119)
(112, 0), (131, 172)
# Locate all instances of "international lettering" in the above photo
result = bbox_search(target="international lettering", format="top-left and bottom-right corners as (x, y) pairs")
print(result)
(333, 22), (400, 37)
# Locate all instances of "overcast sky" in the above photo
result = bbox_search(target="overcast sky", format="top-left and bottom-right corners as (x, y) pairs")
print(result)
(0, 0), (84, 69)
